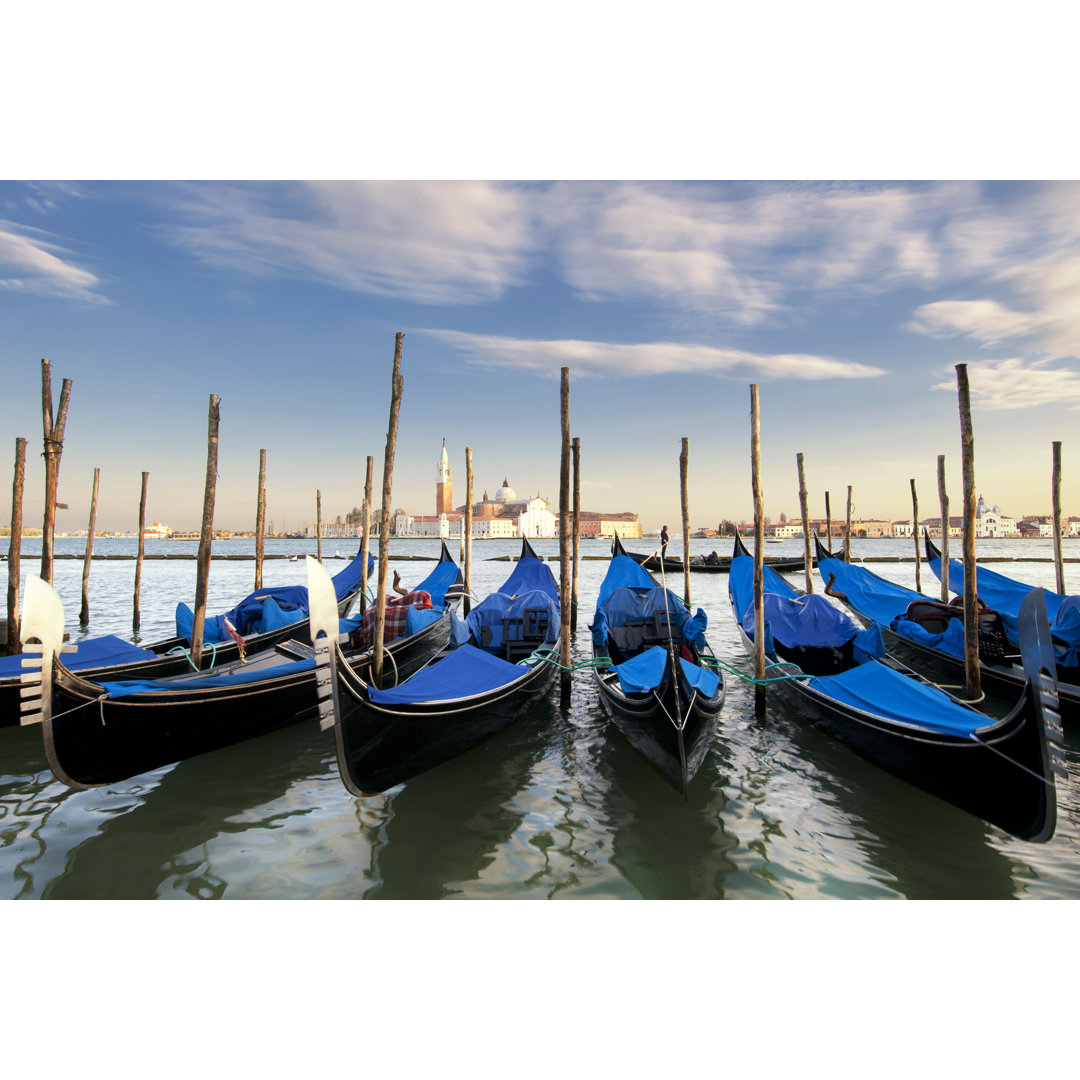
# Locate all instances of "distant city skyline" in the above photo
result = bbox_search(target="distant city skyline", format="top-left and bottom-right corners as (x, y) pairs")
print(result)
(3, 181), (1079, 535)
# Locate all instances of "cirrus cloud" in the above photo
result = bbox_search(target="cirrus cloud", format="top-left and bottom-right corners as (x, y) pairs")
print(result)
(932, 357), (1080, 410)
(0, 220), (109, 304)
(422, 329), (885, 380)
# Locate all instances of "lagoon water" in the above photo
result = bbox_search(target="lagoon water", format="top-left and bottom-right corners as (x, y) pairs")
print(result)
(2, 534), (1079, 900)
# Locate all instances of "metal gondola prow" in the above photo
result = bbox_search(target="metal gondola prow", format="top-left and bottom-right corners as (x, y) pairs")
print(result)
(1018, 587), (1068, 786)
(18, 575), (75, 729)
(306, 556), (346, 734)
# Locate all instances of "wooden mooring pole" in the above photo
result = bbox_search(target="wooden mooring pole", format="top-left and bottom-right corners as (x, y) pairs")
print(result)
(134, 471), (148, 634)
(910, 478), (921, 593)
(937, 454), (950, 603)
(825, 490), (832, 551)
(844, 485), (853, 563)
(571, 436), (581, 633)
(559, 367), (572, 709)
(6, 437), (27, 654)
(680, 437), (691, 607)
(254, 450), (266, 590)
(751, 385), (766, 717)
(316, 490), (322, 563)
(373, 333), (404, 687)
(955, 364), (981, 703)
(797, 452), (812, 594)
(359, 456), (373, 614)
(191, 394), (221, 670)
(39, 359), (72, 586)
(79, 467), (100, 628)
(1052, 441), (1065, 595)
(465, 447), (473, 617)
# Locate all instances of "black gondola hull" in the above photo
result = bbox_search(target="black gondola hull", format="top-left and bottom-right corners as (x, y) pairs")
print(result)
(734, 623), (1057, 842)
(331, 651), (559, 794)
(42, 612), (452, 787)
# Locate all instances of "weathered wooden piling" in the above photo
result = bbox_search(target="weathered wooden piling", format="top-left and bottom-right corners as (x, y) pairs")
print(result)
(1052, 441), (1065, 594)
(6, 437), (27, 653)
(956, 364), (981, 702)
(359, 456), (373, 614)
(910, 478), (921, 593)
(680, 437), (691, 607)
(373, 333), (404, 687)
(254, 450), (266, 590)
(465, 447), (474, 616)
(134, 471), (148, 633)
(571, 436), (580, 633)
(190, 394), (221, 670)
(844, 485), (853, 563)
(937, 455), (950, 603)
(751, 385), (766, 717)
(796, 452), (812, 594)
(559, 368), (572, 709)
(316, 490), (322, 563)
(39, 359), (72, 585)
(79, 467), (100, 628)
(825, 490), (832, 550)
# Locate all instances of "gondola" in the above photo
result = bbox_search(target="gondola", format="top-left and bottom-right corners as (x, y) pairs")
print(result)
(619, 532), (815, 574)
(0, 544), (377, 726)
(923, 532), (1080, 701)
(589, 535), (726, 798)
(729, 541), (1064, 841)
(813, 536), (1080, 723)
(17, 550), (462, 787)
(310, 538), (561, 795)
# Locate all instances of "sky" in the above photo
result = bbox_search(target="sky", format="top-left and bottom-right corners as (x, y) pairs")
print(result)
(4, 179), (1079, 535)
(3, 7), (1079, 538)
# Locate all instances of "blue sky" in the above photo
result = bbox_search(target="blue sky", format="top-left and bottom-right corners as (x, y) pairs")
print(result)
(3, 179), (1079, 534)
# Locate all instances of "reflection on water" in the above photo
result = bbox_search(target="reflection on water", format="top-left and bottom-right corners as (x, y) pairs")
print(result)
(3, 536), (1080, 899)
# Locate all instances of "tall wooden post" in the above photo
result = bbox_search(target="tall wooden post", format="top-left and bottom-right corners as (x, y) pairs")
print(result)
(796, 452), (812, 593)
(844, 485), (853, 563)
(1052, 441), (1065, 595)
(910, 478), (921, 593)
(937, 454), (950, 603)
(680, 437), (691, 607)
(464, 447), (473, 616)
(316, 490), (322, 563)
(39, 359), (72, 585)
(254, 449), (266, 589)
(79, 467), (100, 627)
(373, 333), (405, 687)
(190, 394), (221, 669)
(751, 385), (766, 716)
(956, 364), (981, 702)
(559, 368), (572, 708)
(134, 471), (148, 633)
(571, 436), (581, 633)
(825, 490), (832, 551)
(359, 455), (373, 614)
(6, 437), (27, 653)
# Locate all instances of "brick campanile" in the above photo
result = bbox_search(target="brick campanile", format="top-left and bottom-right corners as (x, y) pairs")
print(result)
(435, 438), (452, 515)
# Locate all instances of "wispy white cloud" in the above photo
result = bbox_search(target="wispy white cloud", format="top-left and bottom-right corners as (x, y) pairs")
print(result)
(159, 181), (537, 305)
(932, 357), (1080, 410)
(423, 329), (885, 380)
(0, 220), (109, 304)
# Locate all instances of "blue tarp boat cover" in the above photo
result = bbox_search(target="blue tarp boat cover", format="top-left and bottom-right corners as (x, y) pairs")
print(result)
(729, 556), (883, 659)
(175, 550), (374, 639)
(815, 554), (964, 659)
(931, 554), (1080, 662)
(610, 645), (721, 697)
(805, 661), (987, 737)
(0, 634), (157, 680)
(100, 657), (317, 698)
(500, 551), (559, 599)
(465, 588), (560, 649)
(368, 643), (528, 705)
(412, 558), (459, 609)
(591, 585), (708, 655)
(680, 656), (722, 698)
(595, 551), (656, 609)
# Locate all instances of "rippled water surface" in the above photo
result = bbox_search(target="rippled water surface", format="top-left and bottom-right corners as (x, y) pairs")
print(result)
(3, 535), (1079, 899)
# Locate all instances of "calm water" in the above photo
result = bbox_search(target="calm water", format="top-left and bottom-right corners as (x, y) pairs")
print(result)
(2, 534), (1079, 900)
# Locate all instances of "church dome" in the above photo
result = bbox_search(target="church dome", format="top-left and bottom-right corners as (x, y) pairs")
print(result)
(494, 478), (516, 502)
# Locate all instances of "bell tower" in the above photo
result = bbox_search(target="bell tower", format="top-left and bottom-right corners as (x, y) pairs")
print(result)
(436, 438), (452, 515)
